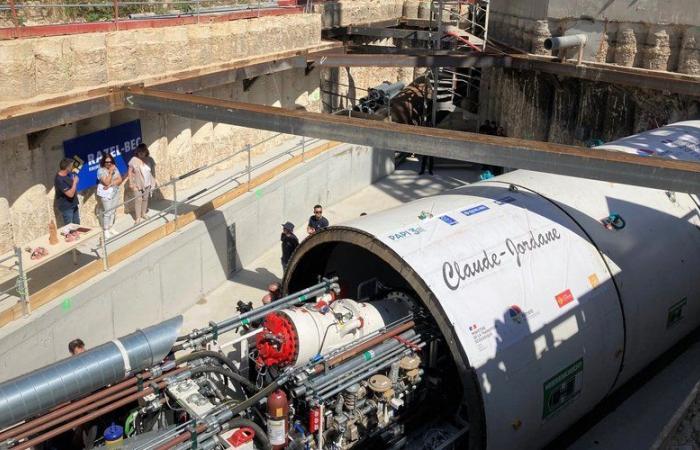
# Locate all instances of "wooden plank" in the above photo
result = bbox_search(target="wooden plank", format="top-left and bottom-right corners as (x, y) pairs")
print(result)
(13, 141), (341, 328)
(28, 260), (103, 311)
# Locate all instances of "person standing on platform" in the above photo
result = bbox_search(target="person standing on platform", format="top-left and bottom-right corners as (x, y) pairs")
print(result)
(97, 152), (123, 238)
(129, 144), (157, 224)
(281, 222), (299, 271)
(308, 205), (329, 232)
(419, 155), (434, 175)
(55, 158), (80, 225)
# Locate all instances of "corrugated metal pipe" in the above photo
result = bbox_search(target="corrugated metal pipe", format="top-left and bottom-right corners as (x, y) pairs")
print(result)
(0, 315), (183, 429)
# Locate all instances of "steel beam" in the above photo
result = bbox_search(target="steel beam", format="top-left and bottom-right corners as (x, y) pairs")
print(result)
(311, 49), (700, 96)
(0, 92), (123, 141)
(509, 55), (700, 97)
(152, 56), (308, 93)
(345, 26), (435, 40)
(125, 88), (700, 193)
(310, 53), (506, 68)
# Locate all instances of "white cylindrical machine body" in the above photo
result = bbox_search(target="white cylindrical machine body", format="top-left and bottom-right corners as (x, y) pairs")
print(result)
(285, 168), (700, 449)
(594, 120), (700, 164)
(257, 298), (410, 368)
(287, 298), (409, 367)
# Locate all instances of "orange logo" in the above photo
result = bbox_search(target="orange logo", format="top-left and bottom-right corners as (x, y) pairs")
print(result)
(588, 274), (600, 288)
(556, 289), (574, 308)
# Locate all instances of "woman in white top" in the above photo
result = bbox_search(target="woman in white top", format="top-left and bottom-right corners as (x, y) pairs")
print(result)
(128, 144), (157, 224)
(96, 152), (123, 238)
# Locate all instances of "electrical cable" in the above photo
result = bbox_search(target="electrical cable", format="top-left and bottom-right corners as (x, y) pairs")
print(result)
(188, 365), (257, 394)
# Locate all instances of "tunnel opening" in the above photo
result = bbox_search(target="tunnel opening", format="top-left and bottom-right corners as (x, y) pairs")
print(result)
(285, 229), (488, 449)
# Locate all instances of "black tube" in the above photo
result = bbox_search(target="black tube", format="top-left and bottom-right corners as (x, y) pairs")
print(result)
(226, 418), (272, 450)
(187, 364), (257, 394)
(176, 350), (238, 373)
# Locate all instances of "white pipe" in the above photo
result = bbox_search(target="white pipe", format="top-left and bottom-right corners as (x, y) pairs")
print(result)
(544, 33), (587, 50)
(218, 328), (263, 350)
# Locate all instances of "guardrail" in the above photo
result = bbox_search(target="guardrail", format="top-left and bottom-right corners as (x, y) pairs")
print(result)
(3, 133), (316, 319)
(0, 0), (301, 39)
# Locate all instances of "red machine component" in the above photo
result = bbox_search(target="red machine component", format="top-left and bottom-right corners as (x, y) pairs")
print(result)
(308, 407), (321, 434)
(226, 427), (255, 448)
(256, 313), (298, 367)
(267, 389), (289, 450)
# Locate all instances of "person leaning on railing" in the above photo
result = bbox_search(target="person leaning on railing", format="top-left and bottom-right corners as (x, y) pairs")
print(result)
(128, 143), (158, 224)
(97, 152), (123, 238)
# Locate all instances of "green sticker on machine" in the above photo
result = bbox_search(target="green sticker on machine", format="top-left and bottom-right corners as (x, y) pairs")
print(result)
(666, 297), (687, 329)
(61, 298), (72, 311)
(542, 358), (583, 420)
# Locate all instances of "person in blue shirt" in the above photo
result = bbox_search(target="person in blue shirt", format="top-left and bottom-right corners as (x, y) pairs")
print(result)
(307, 205), (329, 233)
(54, 158), (80, 225)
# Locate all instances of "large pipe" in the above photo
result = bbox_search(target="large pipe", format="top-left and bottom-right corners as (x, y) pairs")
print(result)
(544, 33), (587, 50)
(0, 315), (182, 430)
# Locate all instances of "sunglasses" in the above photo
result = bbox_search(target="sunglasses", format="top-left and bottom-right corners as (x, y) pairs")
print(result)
(314, 210), (322, 214)
(105, 161), (114, 164)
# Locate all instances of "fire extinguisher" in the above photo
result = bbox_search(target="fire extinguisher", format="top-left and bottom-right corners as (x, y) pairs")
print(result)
(267, 389), (289, 449)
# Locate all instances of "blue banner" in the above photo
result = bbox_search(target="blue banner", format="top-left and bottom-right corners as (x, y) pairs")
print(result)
(63, 120), (142, 192)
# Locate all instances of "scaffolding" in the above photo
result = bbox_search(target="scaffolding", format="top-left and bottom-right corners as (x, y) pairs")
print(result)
(426, 0), (490, 127)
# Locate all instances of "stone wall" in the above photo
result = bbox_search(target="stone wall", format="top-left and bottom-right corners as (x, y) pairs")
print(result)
(0, 66), (322, 254)
(479, 67), (700, 146)
(0, 13), (324, 254)
(488, 11), (700, 75)
(0, 13), (322, 104)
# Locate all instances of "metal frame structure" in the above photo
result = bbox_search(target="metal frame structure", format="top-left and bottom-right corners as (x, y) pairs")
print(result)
(122, 88), (700, 193)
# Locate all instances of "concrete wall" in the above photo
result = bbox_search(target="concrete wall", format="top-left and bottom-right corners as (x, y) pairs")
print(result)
(0, 143), (395, 381)
(0, 14), (321, 104)
(0, 66), (322, 254)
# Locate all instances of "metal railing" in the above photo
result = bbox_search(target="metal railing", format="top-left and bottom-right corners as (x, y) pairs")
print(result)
(96, 133), (316, 271)
(0, 248), (30, 316)
(2, 133), (317, 319)
(0, 0), (295, 36)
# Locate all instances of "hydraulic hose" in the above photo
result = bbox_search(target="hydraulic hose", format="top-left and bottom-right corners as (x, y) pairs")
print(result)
(188, 365), (257, 393)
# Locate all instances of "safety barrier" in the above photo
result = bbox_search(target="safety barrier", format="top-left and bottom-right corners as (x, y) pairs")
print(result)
(0, 0), (301, 39)
(0, 135), (339, 327)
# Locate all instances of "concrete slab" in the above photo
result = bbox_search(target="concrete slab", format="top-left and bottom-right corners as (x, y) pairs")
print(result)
(564, 333), (700, 450)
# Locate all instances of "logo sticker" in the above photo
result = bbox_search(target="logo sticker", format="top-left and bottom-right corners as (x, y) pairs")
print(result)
(494, 196), (517, 205)
(542, 358), (583, 420)
(555, 289), (574, 308)
(386, 226), (426, 241)
(587, 274), (599, 288)
(461, 205), (489, 216)
(439, 215), (458, 226)
(508, 305), (525, 323)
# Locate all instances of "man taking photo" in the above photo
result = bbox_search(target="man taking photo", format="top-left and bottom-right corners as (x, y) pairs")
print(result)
(55, 158), (80, 225)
